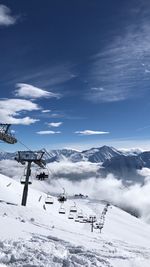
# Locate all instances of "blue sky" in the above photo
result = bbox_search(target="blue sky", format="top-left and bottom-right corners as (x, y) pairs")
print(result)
(1, 0), (150, 151)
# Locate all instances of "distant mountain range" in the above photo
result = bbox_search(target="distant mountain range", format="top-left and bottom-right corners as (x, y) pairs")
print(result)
(44, 145), (142, 163)
(0, 146), (149, 180)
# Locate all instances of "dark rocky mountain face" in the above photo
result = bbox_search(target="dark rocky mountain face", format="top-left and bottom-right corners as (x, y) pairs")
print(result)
(101, 155), (144, 182)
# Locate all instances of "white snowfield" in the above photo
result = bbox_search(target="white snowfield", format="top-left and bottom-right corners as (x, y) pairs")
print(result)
(0, 173), (150, 266)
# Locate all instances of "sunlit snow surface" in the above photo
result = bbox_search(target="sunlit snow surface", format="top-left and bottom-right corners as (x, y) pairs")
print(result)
(0, 174), (150, 266)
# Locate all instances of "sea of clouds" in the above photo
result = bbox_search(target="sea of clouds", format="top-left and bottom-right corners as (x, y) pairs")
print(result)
(1, 159), (150, 223)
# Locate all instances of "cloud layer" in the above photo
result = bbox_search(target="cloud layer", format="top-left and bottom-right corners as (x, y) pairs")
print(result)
(0, 5), (17, 26)
(45, 162), (150, 223)
(1, 158), (150, 222)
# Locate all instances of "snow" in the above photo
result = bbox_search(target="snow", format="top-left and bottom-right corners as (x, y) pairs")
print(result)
(0, 173), (150, 266)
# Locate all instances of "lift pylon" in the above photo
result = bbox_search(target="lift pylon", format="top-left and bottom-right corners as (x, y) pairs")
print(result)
(15, 150), (46, 206)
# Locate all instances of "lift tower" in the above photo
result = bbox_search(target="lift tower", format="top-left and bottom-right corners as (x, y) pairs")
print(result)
(15, 150), (46, 206)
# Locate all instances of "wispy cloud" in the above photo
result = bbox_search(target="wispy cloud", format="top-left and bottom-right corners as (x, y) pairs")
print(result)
(36, 130), (61, 135)
(6, 64), (76, 89)
(75, 130), (110, 136)
(42, 110), (51, 113)
(0, 99), (39, 125)
(15, 83), (61, 99)
(0, 5), (17, 26)
(47, 122), (63, 127)
(136, 125), (150, 132)
(86, 6), (150, 103)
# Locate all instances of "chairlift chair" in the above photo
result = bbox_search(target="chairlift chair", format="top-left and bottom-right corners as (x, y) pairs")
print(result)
(20, 167), (32, 185)
(0, 124), (17, 144)
(75, 216), (80, 222)
(36, 168), (49, 180)
(83, 215), (88, 222)
(79, 219), (85, 223)
(20, 176), (32, 185)
(69, 202), (77, 213)
(45, 194), (54, 204)
(57, 188), (67, 203)
(77, 210), (83, 219)
(68, 213), (74, 219)
(59, 205), (66, 214)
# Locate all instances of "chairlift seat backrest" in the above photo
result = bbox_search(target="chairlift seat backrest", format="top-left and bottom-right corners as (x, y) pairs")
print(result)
(68, 213), (74, 219)
(20, 176), (32, 185)
(59, 207), (66, 214)
(45, 196), (54, 204)
(77, 211), (83, 218)
(70, 206), (77, 213)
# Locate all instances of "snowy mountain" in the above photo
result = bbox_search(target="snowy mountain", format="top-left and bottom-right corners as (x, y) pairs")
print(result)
(2, 147), (150, 183)
(0, 173), (150, 266)
(0, 152), (16, 161)
(0, 146), (122, 163)
(101, 151), (150, 180)
(81, 145), (122, 163)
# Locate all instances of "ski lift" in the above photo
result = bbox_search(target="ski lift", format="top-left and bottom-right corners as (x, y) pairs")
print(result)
(77, 210), (83, 219)
(59, 205), (66, 214)
(15, 150), (46, 168)
(75, 216), (80, 222)
(83, 215), (88, 222)
(79, 219), (85, 223)
(68, 213), (74, 219)
(87, 215), (97, 223)
(57, 188), (67, 203)
(20, 176), (32, 185)
(45, 194), (54, 204)
(36, 168), (49, 180)
(0, 124), (17, 144)
(69, 202), (77, 213)
(94, 222), (103, 229)
(20, 167), (32, 184)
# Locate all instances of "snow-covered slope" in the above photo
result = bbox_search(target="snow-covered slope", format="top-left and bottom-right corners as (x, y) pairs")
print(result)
(0, 173), (150, 266)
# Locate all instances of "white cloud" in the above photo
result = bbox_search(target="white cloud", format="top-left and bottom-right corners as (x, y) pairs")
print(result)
(0, 98), (39, 125)
(42, 110), (51, 113)
(2, 157), (150, 223)
(45, 163), (150, 223)
(15, 83), (61, 99)
(91, 87), (104, 92)
(36, 130), (61, 135)
(47, 161), (99, 181)
(48, 122), (63, 127)
(75, 130), (109, 136)
(86, 7), (150, 103)
(0, 5), (17, 26)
